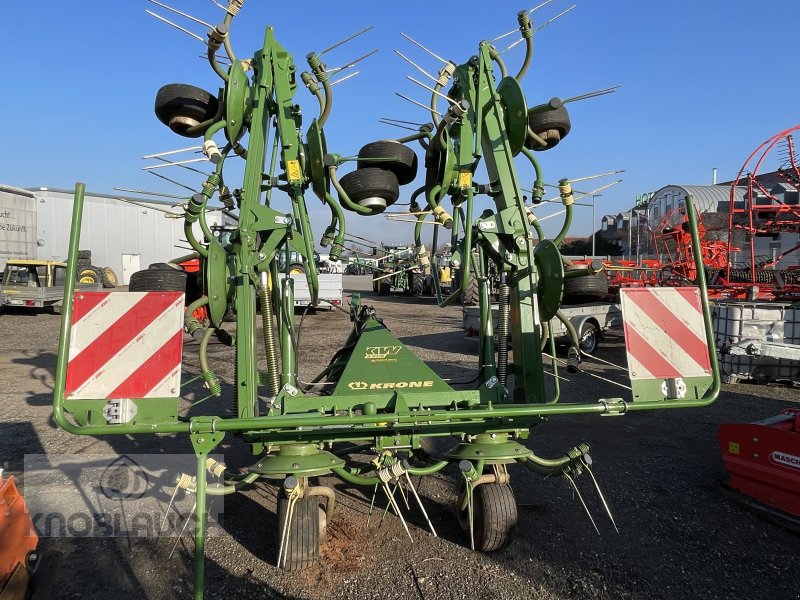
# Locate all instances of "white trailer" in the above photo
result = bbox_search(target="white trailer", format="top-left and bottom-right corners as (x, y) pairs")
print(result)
(281, 272), (343, 310)
(463, 302), (622, 354)
(0, 185), (37, 273)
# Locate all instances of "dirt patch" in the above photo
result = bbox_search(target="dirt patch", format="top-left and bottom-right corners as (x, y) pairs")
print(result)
(3, 276), (800, 599)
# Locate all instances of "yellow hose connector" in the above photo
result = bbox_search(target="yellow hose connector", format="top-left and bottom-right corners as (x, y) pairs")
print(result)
(558, 179), (574, 206)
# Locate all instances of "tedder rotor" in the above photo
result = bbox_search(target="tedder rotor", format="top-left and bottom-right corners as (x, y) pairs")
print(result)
(52, 3), (721, 598)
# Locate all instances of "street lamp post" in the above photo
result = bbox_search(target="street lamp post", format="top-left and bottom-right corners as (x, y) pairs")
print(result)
(592, 194), (602, 256)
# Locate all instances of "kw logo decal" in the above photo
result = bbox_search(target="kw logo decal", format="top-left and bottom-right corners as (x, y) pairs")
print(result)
(347, 380), (434, 391)
(365, 346), (403, 361)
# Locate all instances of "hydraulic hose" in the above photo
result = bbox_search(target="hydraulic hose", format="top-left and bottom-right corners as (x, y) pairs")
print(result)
(514, 11), (534, 81)
(553, 178), (574, 246)
(329, 166), (371, 214)
(487, 46), (508, 79)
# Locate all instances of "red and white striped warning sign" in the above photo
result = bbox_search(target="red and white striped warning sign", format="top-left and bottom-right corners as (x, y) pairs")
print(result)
(65, 292), (184, 399)
(620, 287), (711, 381)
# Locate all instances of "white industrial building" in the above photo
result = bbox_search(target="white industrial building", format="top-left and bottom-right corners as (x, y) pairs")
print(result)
(0, 184), (234, 283)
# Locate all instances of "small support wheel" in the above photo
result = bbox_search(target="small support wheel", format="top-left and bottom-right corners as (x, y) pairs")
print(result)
(339, 168), (400, 215)
(154, 83), (219, 138)
(526, 105), (571, 151)
(472, 483), (518, 552)
(276, 491), (320, 571)
(357, 141), (419, 185)
(379, 282), (390, 296)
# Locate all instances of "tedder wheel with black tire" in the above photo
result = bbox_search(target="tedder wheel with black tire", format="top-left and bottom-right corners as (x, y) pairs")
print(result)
(128, 268), (187, 292)
(456, 482), (518, 552)
(472, 483), (518, 552)
(100, 267), (118, 288)
(379, 282), (391, 296)
(276, 492), (320, 571)
(154, 83), (220, 138)
(356, 141), (419, 185)
(338, 168), (400, 215)
(410, 273), (424, 297)
(578, 321), (600, 355)
(77, 266), (102, 285)
(288, 263), (305, 276)
(562, 266), (608, 304)
(526, 105), (571, 151)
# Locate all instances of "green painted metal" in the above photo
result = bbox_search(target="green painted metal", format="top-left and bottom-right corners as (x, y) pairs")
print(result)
(533, 239), (565, 322)
(51, 9), (724, 596)
(206, 238), (229, 327)
(446, 436), (533, 463)
(496, 76), (528, 156)
(250, 447), (344, 478)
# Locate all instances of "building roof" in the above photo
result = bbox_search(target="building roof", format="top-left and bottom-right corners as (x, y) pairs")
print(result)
(650, 184), (746, 213)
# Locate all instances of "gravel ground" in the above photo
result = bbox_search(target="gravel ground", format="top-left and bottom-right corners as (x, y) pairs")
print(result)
(1, 275), (799, 599)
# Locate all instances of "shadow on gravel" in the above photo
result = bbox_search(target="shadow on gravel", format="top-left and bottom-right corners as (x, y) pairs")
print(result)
(0, 421), (44, 471)
(15, 351), (57, 406)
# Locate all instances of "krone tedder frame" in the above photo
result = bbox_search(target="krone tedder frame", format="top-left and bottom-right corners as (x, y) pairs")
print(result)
(53, 3), (720, 598)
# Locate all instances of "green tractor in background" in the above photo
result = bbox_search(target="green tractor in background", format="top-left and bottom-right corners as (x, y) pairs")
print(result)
(370, 244), (428, 296)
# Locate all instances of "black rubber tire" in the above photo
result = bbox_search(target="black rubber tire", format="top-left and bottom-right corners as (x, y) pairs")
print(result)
(473, 483), (518, 552)
(526, 105), (571, 151)
(461, 275), (479, 306)
(77, 249), (92, 260)
(339, 168), (400, 213)
(76, 257), (91, 270)
(100, 267), (118, 288)
(357, 141), (418, 185)
(77, 266), (102, 285)
(128, 268), (187, 292)
(154, 83), (219, 138)
(149, 262), (181, 270)
(578, 321), (600, 355)
(410, 273), (424, 297)
(277, 493), (320, 571)
(379, 282), (391, 296)
(562, 266), (608, 304)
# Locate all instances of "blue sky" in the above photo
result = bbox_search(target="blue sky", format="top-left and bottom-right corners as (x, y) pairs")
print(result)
(4, 0), (800, 247)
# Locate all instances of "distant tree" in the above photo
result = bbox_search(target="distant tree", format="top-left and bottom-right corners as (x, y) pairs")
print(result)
(560, 238), (623, 256)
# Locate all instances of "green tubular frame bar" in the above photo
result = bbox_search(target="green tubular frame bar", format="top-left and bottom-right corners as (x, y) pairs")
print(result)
(52, 7), (719, 598)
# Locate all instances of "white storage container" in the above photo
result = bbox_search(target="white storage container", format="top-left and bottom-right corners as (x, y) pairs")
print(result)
(711, 301), (800, 383)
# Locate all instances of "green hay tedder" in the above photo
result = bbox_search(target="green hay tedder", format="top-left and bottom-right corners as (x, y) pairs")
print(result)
(52, 3), (720, 598)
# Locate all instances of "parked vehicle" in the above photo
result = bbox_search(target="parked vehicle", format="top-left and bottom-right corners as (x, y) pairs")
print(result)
(0, 259), (101, 314)
(463, 301), (621, 355)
